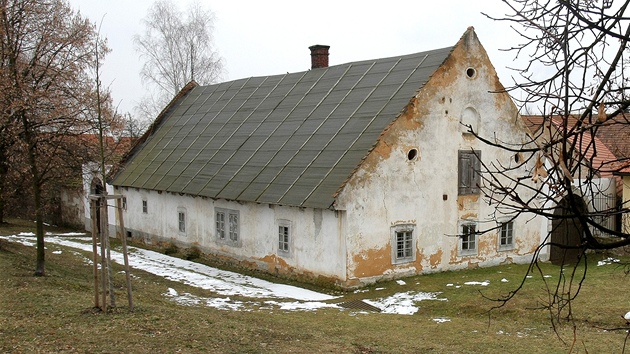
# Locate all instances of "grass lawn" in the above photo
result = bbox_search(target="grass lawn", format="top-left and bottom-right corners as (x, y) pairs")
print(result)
(1, 218), (630, 353)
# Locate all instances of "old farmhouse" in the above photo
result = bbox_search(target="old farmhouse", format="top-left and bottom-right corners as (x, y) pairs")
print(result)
(108, 28), (544, 288)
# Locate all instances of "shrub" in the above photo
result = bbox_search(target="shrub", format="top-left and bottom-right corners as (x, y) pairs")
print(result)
(184, 246), (201, 260)
(164, 242), (178, 255)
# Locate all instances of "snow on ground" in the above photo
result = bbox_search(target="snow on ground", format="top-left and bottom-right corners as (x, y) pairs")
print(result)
(4, 233), (332, 301)
(364, 291), (447, 315)
(463, 280), (490, 286)
(1, 232), (453, 316)
(598, 257), (620, 266)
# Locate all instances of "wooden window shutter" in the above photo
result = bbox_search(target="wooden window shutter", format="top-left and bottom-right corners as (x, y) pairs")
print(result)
(458, 150), (481, 195)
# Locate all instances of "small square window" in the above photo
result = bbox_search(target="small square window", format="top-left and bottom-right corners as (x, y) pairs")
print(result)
(459, 222), (477, 256)
(215, 208), (240, 246)
(142, 200), (148, 214)
(396, 231), (413, 259)
(277, 219), (291, 255)
(178, 211), (186, 233)
(391, 224), (415, 264)
(499, 221), (514, 250)
(279, 225), (290, 253)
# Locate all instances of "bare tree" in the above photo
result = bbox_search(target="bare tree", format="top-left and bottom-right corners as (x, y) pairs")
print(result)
(476, 0), (630, 332)
(120, 112), (150, 139)
(0, 0), (108, 276)
(0, 110), (17, 224)
(133, 0), (223, 119)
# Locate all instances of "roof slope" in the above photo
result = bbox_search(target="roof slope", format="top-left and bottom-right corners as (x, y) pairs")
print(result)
(522, 115), (620, 177)
(112, 44), (455, 208)
(592, 117), (630, 160)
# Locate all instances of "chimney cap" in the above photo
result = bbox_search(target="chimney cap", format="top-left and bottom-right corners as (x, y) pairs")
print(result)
(309, 44), (330, 50)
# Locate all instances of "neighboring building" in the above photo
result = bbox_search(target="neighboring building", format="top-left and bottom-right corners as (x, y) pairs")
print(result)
(595, 116), (630, 235)
(108, 28), (544, 288)
(523, 115), (621, 264)
(67, 134), (134, 232)
(617, 165), (630, 234)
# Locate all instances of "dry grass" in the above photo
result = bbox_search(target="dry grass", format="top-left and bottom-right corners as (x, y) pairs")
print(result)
(1, 218), (630, 353)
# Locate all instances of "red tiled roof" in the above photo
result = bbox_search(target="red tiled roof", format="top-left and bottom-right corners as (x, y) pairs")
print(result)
(521, 115), (620, 178)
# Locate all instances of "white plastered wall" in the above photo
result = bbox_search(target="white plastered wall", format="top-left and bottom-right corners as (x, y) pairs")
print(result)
(335, 32), (543, 286)
(114, 187), (347, 282)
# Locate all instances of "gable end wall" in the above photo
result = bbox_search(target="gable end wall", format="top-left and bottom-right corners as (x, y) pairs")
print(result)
(335, 30), (543, 287)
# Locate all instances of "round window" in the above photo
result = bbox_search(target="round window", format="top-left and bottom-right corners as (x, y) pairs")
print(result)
(407, 148), (418, 161)
(466, 67), (477, 79)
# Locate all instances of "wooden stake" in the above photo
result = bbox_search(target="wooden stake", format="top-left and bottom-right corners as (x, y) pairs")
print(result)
(90, 199), (99, 309)
(99, 198), (107, 312)
(116, 197), (134, 311)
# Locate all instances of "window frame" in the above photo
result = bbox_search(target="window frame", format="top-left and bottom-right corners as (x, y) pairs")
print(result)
(215, 210), (226, 240)
(498, 220), (515, 251)
(459, 220), (478, 256)
(142, 199), (148, 214)
(228, 212), (239, 242)
(458, 150), (481, 195)
(177, 208), (186, 234)
(215, 208), (240, 247)
(391, 224), (416, 265)
(277, 219), (291, 256)
(122, 197), (127, 211)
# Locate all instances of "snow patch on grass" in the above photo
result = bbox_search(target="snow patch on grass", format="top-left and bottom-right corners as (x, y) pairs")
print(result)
(464, 280), (490, 286)
(432, 317), (451, 323)
(2, 233), (453, 316)
(598, 257), (620, 266)
(364, 291), (447, 315)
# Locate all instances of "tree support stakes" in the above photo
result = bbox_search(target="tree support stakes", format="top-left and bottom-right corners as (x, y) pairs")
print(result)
(90, 199), (99, 309)
(99, 198), (107, 312)
(116, 197), (134, 311)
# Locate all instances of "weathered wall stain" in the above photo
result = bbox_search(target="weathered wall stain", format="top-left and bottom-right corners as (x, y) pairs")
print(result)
(351, 244), (393, 278)
(257, 254), (291, 271)
(477, 234), (497, 258)
(457, 195), (480, 211)
(429, 249), (443, 268)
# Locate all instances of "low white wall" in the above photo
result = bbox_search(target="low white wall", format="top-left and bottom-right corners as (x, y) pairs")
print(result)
(114, 187), (347, 282)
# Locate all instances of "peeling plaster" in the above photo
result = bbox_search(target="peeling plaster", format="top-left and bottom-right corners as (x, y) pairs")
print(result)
(429, 249), (443, 268)
(351, 245), (393, 278)
(457, 195), (480, 211)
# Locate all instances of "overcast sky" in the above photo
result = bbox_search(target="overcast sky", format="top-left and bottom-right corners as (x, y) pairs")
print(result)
(67, 0), (523, 116)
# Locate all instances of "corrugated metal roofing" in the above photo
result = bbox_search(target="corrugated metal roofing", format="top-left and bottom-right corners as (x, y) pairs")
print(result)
(112, 46), (454, 208)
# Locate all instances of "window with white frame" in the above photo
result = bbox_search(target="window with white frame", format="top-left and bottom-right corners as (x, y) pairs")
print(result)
(278, 220), (291, 254)
(122, 197), (127, 210)
(178, 208), (186, 234)
(391, 224), (416, 264)
(216, 208), (240, 246)
(142, 200), (148, 214)
(459, 221), (477, 256)
(498, 220), (514, 250)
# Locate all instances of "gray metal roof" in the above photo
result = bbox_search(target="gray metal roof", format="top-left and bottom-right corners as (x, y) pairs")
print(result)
(112, 46), (454, 208)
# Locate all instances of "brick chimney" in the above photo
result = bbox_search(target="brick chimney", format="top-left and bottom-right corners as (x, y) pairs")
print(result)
(309, 45), (330, 69)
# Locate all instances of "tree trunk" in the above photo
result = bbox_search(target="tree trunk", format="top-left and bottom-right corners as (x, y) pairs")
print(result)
(34, 187), (45, 276)
(0, 179), (5, 224)
(32, 166), (45, 276)
(22, 113), (45, 276)
(0, 150), (8, 224)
